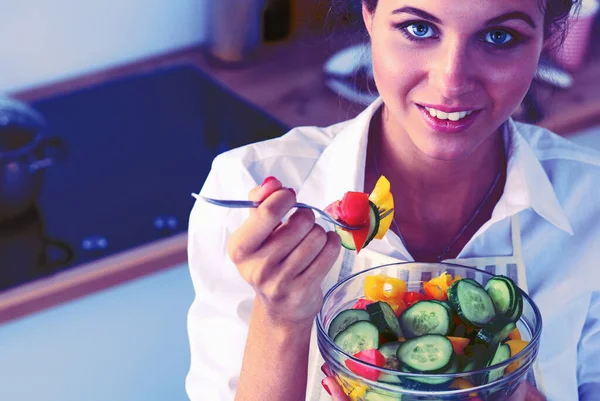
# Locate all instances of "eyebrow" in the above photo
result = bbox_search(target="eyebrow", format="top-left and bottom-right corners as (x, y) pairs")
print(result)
(485, 11), (536, 29)
(391, 7), (536, 29)
(391, 6), (441, 24)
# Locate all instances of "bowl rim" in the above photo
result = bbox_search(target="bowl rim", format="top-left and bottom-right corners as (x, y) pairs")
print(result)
(316, 261), (543, 386)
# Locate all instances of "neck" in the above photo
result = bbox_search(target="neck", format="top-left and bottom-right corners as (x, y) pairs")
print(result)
(370, 106), (506, 235)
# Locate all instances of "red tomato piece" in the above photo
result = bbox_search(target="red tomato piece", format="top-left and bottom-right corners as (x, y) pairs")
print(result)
(323, 200), (342, 220)
(351, 226), (371, 254)
(339, 192), (370, 226)
(345, 349), (385, 382)
(404, 291), (431, 307)
(351, 299), (374, 310)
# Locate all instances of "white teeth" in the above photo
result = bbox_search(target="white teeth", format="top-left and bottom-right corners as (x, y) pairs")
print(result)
(436, 111), (449, 119)
(424, 106), (474, 121)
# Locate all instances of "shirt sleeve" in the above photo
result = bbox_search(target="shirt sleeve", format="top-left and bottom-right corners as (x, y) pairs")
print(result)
(578, 291), (600, 400)
(185, 156), (259, 401)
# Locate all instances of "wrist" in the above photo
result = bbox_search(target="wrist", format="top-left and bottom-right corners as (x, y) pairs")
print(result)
(253, 297), (315, 338)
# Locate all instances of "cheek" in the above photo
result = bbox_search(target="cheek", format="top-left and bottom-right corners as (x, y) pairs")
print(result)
(482, 51), (540, 107)
(370, 37), (423, 100)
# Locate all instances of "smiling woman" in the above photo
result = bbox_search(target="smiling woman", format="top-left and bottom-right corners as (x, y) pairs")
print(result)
(185, 1), (600, 401)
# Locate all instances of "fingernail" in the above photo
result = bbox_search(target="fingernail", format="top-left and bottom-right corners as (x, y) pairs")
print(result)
(288, 188), (296, 196)
(320, 365), (328, 376)
(261, 176), (276, 187)
(321, 379), (331, 395)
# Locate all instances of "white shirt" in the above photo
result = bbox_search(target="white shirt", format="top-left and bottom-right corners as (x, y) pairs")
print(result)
(185, 97), (600, 401)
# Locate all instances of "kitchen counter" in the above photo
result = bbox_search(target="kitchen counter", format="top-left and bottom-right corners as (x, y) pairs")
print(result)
(3, 26), (600, 324)
(14, 27), (600, 135)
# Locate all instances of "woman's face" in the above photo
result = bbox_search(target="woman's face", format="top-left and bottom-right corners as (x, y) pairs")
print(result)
(364, 0), (545, 161)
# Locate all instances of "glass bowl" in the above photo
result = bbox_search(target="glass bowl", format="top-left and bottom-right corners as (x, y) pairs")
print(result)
(316, 262), (542, 401)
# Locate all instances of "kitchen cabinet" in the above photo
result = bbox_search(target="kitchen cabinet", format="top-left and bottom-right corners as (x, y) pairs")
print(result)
(0, 263), (193, 401)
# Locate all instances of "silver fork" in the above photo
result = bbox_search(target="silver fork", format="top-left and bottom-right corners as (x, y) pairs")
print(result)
(193, 194), (393, 231)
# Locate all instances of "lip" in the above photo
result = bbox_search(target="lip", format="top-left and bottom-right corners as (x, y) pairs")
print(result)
(419, 103), (481, 113)
(417, 105), (480, 134)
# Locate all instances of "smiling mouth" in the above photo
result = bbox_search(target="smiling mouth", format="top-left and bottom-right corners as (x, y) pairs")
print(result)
(420, 105), (480, 121)
(417, 105), (481, 133)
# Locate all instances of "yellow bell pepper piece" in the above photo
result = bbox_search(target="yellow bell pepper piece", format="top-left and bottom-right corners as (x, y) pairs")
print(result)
(505, 340), (529, 373)
(364, 274), (407, 305)
(450, 378), (476, 389)
(347, 384), (368, 401)
(508, 327), (522, 341)
(369, 176), (394, 240)
(336, 376), (368, 401)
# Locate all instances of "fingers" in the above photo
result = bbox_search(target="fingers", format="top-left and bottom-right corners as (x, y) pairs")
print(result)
(254, 208), (318, 270)
(507, 381), (546, 401)
(248, 176), (283, 211)
(321, 362), (334, 377)
(522, 382), (546, 401)
(295, 231), (342, 281)
(228, 180), (295, 263)
(322, 377), (349, 401)
(321, 363), (349, 401)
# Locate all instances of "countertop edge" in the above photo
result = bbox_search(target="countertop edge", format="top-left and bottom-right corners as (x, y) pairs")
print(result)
(0, 233), (187, 324)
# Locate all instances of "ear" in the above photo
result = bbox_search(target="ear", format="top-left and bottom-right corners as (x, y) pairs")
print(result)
(362, 3), (374, 36)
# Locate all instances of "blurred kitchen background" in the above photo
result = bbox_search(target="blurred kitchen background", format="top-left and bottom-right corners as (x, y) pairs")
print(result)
(0, 0), (599, 400)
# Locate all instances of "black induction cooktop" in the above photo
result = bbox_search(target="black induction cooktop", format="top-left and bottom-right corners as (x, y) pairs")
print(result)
(0, 65), (289, 291)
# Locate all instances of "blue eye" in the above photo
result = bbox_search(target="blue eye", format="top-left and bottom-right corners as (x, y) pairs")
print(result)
(406, 23), (435, 38)
(485, 30), (513, 45)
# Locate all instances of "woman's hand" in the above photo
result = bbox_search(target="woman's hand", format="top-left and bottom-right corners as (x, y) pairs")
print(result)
(228, 176), (342, 327)
(321, 363), (350, 401)
(508, 381), (546, 401)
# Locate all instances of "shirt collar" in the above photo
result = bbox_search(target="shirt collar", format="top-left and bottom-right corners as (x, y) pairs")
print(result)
(296, 97), (383, 203)
(297, 97), (573, 241)
(496, 118), (574, 235)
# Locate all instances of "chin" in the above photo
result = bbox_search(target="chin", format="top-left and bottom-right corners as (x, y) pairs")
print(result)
(412, 132), (481, 162)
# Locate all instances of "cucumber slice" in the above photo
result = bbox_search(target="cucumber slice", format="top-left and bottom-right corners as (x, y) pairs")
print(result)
(328, 309), (370, 339)
(378, 342), (403, 359)
(364, 391), (402, 401)
(485, 276), (523, 323)
(379, 372), (403, 385)
(397, 334), (454, 373)
(333, 321), (380, 355)
(363, 201), (381, 248)
(403, 354), (459, 386)
(335, 226), (356, 250)
(482, 343), (511, 384)
(367, 301), (403, 342)
(399, 300), (452, 338)
(448, 279), (496, 328)
(509, 288), (524, 323)
(378, 355), (403, 384)
(476, 321), (517, 347)
(335, 201), (380, 251)
(484, 277), (513, 316)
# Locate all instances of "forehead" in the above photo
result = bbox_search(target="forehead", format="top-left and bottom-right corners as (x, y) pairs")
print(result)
(377, 0), (545, 23)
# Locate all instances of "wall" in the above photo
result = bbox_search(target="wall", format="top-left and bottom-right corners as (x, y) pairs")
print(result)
(0, 0), (207, 94)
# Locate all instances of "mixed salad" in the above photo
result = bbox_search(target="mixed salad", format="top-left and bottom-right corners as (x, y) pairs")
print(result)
(324, 176), (394, 254)
(326, 272), (530, 400)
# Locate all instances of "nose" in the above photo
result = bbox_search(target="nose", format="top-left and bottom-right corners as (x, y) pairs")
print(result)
(430, 39), (476, 100)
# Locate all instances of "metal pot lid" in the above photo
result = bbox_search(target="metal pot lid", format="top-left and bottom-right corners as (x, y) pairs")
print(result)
(0, 96), (46, 159)
(0, 96), (46, 129)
